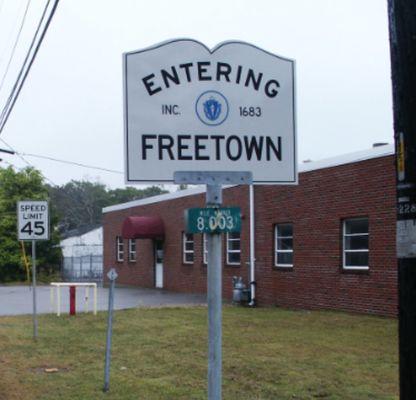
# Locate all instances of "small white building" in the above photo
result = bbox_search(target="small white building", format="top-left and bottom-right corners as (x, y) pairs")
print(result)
(61, 227), (103, 257)
(60, 227), (103, 281)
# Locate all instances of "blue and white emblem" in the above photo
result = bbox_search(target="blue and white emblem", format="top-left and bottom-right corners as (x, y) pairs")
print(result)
(195, 90), (229, 126)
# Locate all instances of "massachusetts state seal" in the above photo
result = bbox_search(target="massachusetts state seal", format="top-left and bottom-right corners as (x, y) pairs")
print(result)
(195, 90), (229, 126)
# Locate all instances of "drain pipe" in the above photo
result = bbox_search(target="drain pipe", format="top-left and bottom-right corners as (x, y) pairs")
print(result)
(249, 184), (256, 306)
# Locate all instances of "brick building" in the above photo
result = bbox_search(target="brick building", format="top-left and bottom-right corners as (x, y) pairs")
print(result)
(103, 144), (397, 316)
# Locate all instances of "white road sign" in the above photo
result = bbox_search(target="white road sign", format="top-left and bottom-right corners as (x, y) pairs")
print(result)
(123, 39), (297, 184)
(107, 268), (118, 281)
(17, 201), (49, 241)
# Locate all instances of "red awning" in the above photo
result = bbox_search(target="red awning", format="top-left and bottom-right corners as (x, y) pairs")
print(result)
(122, 216), (165, 239)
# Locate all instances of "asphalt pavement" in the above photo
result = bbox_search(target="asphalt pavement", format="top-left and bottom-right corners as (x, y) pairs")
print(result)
(0, 285), (206, 316)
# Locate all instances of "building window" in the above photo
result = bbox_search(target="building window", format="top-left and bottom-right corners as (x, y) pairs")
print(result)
(116, 236), (124, 262)
(343, 217), (369, 270)
(128, 239), (136, 262)
(183, 232), (194, 264)
(226, 232), (241, 265)
(203, 233), (208, 265)
(275, 223), (293, 267)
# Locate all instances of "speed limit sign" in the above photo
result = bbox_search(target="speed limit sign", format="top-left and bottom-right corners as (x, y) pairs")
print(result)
(17, 201), (49, 241)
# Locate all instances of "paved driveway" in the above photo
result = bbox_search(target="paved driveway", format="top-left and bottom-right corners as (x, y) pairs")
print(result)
(0, 285), (206, 316)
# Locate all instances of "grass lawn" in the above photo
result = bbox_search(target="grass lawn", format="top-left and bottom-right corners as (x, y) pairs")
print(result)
(0, 306), (398, 400)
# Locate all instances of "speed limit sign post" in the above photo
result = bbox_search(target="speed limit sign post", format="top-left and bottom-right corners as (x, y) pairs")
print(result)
(17, 200), (50, 341)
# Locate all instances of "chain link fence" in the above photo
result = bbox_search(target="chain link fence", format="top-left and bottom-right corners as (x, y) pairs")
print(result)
(62, 255), (103, 283)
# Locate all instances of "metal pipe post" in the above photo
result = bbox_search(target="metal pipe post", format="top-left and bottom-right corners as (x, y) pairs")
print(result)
(32, 240), (38, 340)
(206, 183), (222, 400)
(249, 184), (256, 306)
(103, 270), (117, 392)
(69, 286), (76, 315)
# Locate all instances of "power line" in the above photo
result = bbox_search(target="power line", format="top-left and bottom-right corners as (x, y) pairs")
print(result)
(0, 0), (59, 134)
(0, 139), (96, 227)
(21, 152), (123, 174)
(0, 0), (51, 126)
(0, 0), (26, 66)
(0, 0), (31, 94)
(0, 137), (123, 175)
(0, 147), (14, 154)
(0, 137), (38, 173)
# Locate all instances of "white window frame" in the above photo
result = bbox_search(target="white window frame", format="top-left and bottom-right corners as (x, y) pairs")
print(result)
(116, 236), (124, 262)
(128, 239), (136, 262)
(275, 223), (293, 268)
(183, 232), (194, 264)
(203, 233), (208, 265)
(226, 232), (241, 265)
(343, 217), (369, 270)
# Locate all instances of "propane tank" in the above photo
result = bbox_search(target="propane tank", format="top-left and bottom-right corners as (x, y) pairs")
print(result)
(232, 276), (246, 303)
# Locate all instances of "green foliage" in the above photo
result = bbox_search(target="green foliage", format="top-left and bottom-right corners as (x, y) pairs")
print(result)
(0, 166), (61, 282)
(48, 181), (168, 236)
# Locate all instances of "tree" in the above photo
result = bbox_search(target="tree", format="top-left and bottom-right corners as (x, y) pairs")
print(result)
(48, 181), (168, 237)
(0, 166), (61, 281)
(47, 180), (109, 234)
(107, 185), (167, 204)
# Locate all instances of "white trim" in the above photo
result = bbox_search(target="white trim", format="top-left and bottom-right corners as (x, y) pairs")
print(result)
(342, 218), (369, 269)
(183, 232), (194, 264)
(275, 224), (294, 267)
(103, 145), (393, 214)
(299, 144), (393, 173)
(226, 232), (241, 265)
(342, 266), (370, 271)
(128, 238), (136, 262)
(116, 236), (124, 262)
(103, 187), (207, 213)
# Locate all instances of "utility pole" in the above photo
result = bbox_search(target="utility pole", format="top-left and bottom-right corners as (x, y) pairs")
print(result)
(388, 1), (416, 398)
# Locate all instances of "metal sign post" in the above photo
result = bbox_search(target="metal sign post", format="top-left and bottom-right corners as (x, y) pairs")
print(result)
(206, 183), (222, 400)
(17, 200), (49, 341)
(104, 268), (118, 393)
(176, 171), (251, 400)
(124, 39), (296, 400)
(31, 240), (38, 340)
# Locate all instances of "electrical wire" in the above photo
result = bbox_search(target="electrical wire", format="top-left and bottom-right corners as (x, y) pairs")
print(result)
(0, 137), (123, 175)
(0, 137), (37, 173)
(0, 139), (96, 229)
(0, 0), (26, 67)
(0, 0), (51, 125)
(0, 0), (59, 134)
(21, 152), (123, 174)
(0, 0), (31, 93)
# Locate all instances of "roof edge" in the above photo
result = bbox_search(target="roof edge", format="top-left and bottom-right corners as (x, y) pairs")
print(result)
(299, 143), (394, 173)
(103, 144), (394, 214)
(103, 186), (208, 213)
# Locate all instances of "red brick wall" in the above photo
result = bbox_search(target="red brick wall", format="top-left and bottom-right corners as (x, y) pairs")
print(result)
(103, 155), (397, 317)
(255, 155), (397, 316)
(103, 186), (251, 300)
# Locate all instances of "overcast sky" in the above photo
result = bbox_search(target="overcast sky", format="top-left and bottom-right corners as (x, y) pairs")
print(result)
(0, 0), (393, 189)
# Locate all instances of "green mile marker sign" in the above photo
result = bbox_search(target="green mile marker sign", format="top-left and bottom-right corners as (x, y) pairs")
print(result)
(185, 207), (241, 234)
